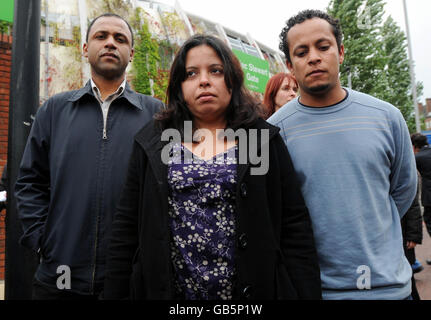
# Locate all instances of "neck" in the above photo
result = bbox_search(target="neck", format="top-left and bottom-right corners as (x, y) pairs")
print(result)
(194, 118), (227, 135)
(299, 84), (346, 107)
(91, 73), (125, 101)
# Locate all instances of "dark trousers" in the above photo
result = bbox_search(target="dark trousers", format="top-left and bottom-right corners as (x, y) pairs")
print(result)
(424, 206), (431, 236)
(32, 278), (100, 300)
(405, 248), (421, 300)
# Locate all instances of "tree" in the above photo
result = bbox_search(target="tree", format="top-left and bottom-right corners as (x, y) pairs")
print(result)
(0, 21), (12, 34)
(381, 16), (416, 131)
(132, 10), (166, 101)
(327, 0), (422, 132)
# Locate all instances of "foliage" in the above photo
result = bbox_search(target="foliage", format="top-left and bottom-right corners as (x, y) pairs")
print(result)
(160, 11), (187, 44)
(0, 21), (12, 34)
(132, 9), (166, 101)
(100, 0), (132, 19)
(328, 0), (423, 132)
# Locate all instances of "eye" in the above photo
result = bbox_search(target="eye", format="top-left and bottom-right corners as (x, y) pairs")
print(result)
(95, 34), (105, 40)
(320, 45), (329, 51)
(211, 68), (223, 75)
(296, 50), (307, 57)
(186, 70), (196, 78)
(116, 36), (126, 43)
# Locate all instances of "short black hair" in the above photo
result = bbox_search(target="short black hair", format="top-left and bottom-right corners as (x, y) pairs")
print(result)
(411, 133), (429, 149)
(86, 13), (134, 47)
(279, 9), (343, 64)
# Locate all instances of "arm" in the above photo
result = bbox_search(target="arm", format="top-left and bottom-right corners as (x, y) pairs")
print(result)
(389, 109), (417, 218)
(14, 102), (51, 251)
(276, 135), (322, 299)
(103, 141), (142, 299)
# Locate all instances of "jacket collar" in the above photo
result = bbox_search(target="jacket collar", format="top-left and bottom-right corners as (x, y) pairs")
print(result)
(136, 118), (281, 184)
(67, 80), (143, 110)
(136, 118), (280, 152)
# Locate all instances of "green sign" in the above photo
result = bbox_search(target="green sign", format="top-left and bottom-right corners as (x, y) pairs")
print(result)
(0, 0), (14, 22)
(232, 48), (270, 93)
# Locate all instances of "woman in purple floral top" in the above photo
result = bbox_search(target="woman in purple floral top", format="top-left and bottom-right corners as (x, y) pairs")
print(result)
(104, 35), (322, 300)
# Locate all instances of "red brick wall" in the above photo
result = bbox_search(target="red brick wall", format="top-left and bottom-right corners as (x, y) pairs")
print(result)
(0, 33), (12, 281)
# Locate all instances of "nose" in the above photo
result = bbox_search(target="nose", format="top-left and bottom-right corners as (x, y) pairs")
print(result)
(288, 88), (297, 98)
(104, 35), (117, 49)
(308, 47), (321, 65)
(199, 72), (210, 87)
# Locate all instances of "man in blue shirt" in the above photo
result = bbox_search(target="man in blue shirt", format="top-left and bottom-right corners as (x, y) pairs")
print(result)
(268, 9), (417, 299)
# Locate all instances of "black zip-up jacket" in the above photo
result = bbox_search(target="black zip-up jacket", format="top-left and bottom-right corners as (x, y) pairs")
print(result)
(15, 81), (163, 295)
(103, 119), (322, 300)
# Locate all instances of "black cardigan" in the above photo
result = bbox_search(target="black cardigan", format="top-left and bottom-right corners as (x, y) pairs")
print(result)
(103, 118), (322, 300)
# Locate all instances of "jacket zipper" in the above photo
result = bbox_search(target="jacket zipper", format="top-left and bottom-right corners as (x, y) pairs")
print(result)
(91, 105), (111, 293)
(103, 112), (108, 140)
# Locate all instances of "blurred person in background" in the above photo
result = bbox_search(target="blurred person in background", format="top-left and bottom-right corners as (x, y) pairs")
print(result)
(263, 72), (298, 119)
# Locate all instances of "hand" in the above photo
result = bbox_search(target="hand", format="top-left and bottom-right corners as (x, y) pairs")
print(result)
(406, 241), (417, 250)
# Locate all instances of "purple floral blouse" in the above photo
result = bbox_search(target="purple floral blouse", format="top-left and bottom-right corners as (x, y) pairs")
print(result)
(167, 143), (238, 300)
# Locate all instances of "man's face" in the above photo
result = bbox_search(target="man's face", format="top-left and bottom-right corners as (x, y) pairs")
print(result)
(83, 16), (134, 81)
(286, 18), (344, 96)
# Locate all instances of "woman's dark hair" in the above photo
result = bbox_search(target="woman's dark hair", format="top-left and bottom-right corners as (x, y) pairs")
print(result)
(262, 73), (298, 119)
(155, 34), (262, 137)
(279, 9), (343, 64)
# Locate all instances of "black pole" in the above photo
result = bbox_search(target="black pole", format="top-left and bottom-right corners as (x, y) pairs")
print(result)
(5, 0), (41, 300)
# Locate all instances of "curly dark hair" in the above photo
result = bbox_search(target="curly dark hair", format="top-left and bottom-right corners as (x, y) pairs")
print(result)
(155, 34), (262, 138)
(279, 9), (343, 64)
(411, 133), (429, 149)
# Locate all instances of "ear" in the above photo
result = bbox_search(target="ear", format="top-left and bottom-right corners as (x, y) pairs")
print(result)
(129, 48), (135, 63)
(286, 60), (294, 76)
(339, 44), (345, 65)
(83, 43), (88, 58)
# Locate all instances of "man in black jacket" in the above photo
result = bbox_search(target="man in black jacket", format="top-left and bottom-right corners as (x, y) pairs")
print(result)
(14, 13), (163, 299)
(401, 180), (423, 300)
(411, 133), (431, 237)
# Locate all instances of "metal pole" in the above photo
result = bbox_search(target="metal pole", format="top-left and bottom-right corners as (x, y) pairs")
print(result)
(403, 0), (421, 133)
(5, 0), (41, 300)
(44, 0), (49, 100)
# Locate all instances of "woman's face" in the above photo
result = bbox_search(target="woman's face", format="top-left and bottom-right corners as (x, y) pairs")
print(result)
(181, 45), (232, 126)
(274, 77), (298, 111)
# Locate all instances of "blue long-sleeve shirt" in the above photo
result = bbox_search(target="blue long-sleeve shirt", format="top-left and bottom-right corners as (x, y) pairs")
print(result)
(268, 88), (417, 300)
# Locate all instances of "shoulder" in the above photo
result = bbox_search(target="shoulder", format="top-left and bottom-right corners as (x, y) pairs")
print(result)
(36, 89), (81, 120)
(267, 99), (300, 127)
(136, 92), (163, 105)
(135, 120), (161, 146)
(129, 90), (165, 112)
(350, 90), (402, 118)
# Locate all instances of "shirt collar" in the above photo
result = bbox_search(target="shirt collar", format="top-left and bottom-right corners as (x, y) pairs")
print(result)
(90, 78), (126, 103)
(67, 80), (144, 111)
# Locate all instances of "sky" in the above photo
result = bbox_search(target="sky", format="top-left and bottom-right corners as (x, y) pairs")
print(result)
(157, 0), (431, 103)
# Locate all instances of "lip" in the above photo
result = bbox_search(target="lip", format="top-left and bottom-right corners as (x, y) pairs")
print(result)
(100, 53), (119, 60)
(307, 70), (326, 77)
(197, 92), (216, 100)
